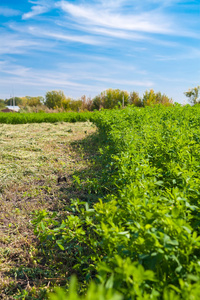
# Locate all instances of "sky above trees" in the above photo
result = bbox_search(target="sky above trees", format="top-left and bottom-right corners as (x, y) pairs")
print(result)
(0, 0), (199, 103)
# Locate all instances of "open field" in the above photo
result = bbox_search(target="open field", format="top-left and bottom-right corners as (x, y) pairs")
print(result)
(0, 121), (98, 299)
(1, 106), (200, 300)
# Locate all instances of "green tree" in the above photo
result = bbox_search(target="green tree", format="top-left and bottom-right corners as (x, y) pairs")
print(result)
(184, 86), (200, 105)
(0, 99), (6, 109)
(45, 90), (66, 109)
(129, 91), (143, 107)
(92, 89), (129, 110)
(25, 96), (44, 107)
(69, 100), (82, 111)
(92, 94), (104, 110)
(4, 97), (23, 106)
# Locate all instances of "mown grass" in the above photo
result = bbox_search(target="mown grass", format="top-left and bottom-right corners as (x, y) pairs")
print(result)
(0, 121), (99, 299)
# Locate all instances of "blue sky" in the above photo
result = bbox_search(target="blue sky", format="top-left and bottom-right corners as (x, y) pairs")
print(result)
(0, 0), (199, 103)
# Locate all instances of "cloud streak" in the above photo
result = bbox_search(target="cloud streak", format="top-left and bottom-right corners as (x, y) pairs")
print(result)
(0, 35), (40, 54)
(0, 59), (153, 100)
(57, 1), (172, 34)
(27, 26), (105, 45)
(0, 7), (20, 17)
(85, 76), (154, 87)
(22, 3), (50, 19)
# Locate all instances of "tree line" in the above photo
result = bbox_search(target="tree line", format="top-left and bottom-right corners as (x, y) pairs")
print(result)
(0, 86), (199, 112)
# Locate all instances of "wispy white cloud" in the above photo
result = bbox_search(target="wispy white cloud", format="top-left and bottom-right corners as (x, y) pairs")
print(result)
(0, 7), (20, 17)
(57, 1), (172, 34)
(155, 47), (200, 61)
(56, 0), (200, 42)
(0, 59), (153, 100)
(73, 25), (147, 41)
(22, 4), (50, 19)
(0, 60), (96, 90)
(0, 62), (93, 98)
(27, 26), (105, 45)
(8, 22), (106, 46)
(0, 61), (31, 77)
(85, 76), (154, 87)
(0, 34), (40, 54)
(54, 19), (149, 43)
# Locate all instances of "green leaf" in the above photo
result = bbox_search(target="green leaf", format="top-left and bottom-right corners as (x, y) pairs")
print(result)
(56, 240), (65, 250)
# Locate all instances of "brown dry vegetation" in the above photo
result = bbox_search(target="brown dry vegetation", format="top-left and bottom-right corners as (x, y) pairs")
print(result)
(0, 122), (98, 299)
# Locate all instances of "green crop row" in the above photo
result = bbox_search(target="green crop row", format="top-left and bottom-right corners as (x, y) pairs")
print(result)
(33, 105), (200, 299)
(0, 111), (95, 124)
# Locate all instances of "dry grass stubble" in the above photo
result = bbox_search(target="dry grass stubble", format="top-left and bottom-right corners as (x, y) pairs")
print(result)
(0, 121), (96, 298)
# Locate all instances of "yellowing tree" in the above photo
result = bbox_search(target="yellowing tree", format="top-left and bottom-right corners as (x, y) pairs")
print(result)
(143, 89), (173, 106)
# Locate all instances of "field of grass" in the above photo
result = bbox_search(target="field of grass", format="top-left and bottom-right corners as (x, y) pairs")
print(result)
(0, 121), (98, 299)
(1, 106), (200, 300)
(32, 106), (200, 300)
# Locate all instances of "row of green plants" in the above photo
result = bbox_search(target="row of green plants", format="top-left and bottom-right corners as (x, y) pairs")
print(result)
(33, 105), (200, 299)
(0, 111), (94, 124)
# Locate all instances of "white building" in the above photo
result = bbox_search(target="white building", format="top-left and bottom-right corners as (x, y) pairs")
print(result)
(6, 105), (20, 112)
